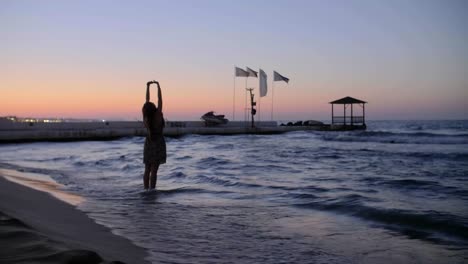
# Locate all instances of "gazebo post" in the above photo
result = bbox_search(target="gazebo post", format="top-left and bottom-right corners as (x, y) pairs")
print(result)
(331, 104), (334, 124)
(343, 104), (346, 126)
(351, 103), (354, 126)
(363, 103), (366, 125)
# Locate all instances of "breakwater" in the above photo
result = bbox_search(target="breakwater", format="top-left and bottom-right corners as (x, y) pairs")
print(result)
(0, 119), (366, 143)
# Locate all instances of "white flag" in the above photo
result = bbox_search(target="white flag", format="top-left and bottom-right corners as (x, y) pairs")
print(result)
(235, 67), (249, 77)
(246, 67), (258, 78)
(259, 69), (267, 97)
(273, 71), (289, 83)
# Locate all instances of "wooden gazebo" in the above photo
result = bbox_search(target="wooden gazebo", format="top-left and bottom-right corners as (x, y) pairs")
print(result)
(330, 96), (367, 126)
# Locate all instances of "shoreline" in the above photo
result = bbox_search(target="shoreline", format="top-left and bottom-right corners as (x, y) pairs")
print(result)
(0, 172), (149, 264)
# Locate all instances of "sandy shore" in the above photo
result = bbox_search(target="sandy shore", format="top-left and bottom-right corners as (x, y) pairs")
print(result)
(0, 174), (149, 264)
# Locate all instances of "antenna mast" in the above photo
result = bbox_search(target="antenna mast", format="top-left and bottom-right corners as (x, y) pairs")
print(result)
(247, 88), (256, 128)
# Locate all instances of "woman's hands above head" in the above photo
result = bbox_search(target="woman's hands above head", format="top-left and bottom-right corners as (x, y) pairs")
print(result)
(146, 80), (161, 103)
(147, 80), (159, 86)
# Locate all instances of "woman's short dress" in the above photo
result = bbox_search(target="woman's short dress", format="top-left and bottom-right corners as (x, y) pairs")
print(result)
(143, 134), (166, 165)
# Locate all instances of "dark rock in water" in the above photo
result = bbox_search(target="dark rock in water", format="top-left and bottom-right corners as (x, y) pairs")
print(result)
(280, 123), (286, 126)
(293, 121), (303, 126)
(287, 122), (294, 126)
(304, 120), (324, 126)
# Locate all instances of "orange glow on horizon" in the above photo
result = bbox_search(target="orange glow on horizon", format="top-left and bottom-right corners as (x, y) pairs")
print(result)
(1, 74), (466, 121)
(1, 73), (329, 120)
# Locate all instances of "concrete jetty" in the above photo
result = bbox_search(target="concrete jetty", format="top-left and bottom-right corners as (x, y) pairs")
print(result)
(0, 119), (334, 143)
(0, 118), (367, 143)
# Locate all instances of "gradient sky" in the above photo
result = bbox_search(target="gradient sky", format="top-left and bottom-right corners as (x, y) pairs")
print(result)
(2, 0), (467, 121)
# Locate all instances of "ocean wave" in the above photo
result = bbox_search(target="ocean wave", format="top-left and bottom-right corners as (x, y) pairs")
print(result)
(73, 157), (124, 169)
(157, 187), (233, 196)
(360, 176), (466, 197)
(296, 200), (468, 242)
(73, 161), (85, 166)
(134, 187), (235, 200)
(211, 143), (235, 150)
(174, 155), (193, 160)
(387, 180), (467, 198)
(353, 148), (468, 163)
(21, 156), (77, 163)
(121, 164), (139, 171)
(381, 179), (440, 188)
(192, 174), (334, 196)
(408, 152), (468, 161)
(197, 157), (231, 166)
(283, 192), (319, 199)
(241, 163), (303, 174)
(165, 171), (187, 179)
(194, 174), (262, 189)
(269, 184), (329, 193)
(319, 131), (468, 144)
(0, 162), (67, 180)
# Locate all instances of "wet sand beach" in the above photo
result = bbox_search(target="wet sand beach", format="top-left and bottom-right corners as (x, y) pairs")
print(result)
(0, 173), (149, 264)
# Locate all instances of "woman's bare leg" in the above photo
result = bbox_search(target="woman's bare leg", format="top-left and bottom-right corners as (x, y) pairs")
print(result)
(144, 164), (151, 189)
(150, 163), (159, 189)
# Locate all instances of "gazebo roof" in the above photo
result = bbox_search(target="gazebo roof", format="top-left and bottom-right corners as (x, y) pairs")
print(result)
(329, 96), (367, 104)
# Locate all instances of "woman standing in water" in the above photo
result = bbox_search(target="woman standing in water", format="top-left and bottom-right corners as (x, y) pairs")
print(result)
(142, 80), (166, 190)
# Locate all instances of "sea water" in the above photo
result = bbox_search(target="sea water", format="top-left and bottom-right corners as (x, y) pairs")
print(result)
(0, 120), (467, 263)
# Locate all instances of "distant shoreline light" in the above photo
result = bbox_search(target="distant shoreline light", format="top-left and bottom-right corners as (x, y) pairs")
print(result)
(0, 116), (104, 123)
(3, 116), (64, 123)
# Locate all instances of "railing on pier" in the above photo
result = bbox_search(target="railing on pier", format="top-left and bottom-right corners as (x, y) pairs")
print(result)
(332, 116), (365, 125)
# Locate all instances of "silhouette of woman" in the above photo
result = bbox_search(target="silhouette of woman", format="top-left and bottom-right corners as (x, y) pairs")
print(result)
(142, 80), (166, 190)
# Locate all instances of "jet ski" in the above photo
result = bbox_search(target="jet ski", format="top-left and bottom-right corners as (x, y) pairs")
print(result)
(201, 111), (229, 126)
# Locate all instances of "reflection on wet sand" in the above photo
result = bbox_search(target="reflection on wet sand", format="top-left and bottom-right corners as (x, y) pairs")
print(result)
(0, 169), (84, 206)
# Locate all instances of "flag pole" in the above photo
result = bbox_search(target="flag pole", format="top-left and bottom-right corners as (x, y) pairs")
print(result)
(233, 71), (236, 121)
(245, 77), (248, 125)
(256, 74), (260, 126)
(271, 80), (275, 121)
(258, 95), (261, 125)
(258, 74), (261, 126)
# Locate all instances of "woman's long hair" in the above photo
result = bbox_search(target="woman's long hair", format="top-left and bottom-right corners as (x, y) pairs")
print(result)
(142, 102), (158, 135)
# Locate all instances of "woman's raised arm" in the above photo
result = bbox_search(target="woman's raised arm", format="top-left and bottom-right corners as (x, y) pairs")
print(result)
(157, 82), (163, 112)
(146, 81), (153, 102)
